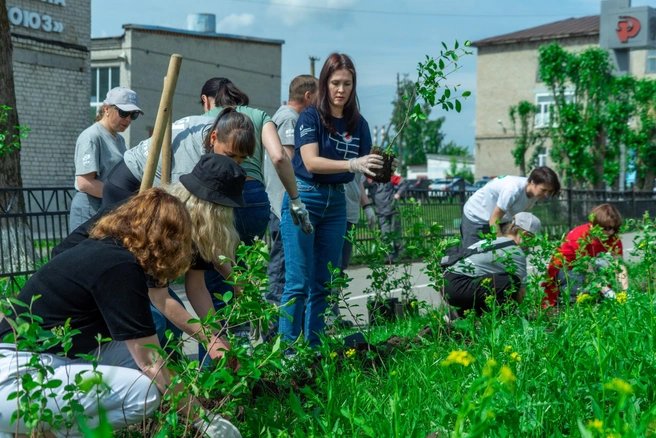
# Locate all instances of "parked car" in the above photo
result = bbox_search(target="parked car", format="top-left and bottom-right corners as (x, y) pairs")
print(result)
(428, 178), (476, 197)
(474, 176), (494, 189)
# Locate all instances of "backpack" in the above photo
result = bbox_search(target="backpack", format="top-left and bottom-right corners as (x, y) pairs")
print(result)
(439, 240), (517, 268)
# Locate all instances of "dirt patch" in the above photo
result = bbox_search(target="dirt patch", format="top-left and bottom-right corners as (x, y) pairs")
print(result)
(370, 146), (396, 183)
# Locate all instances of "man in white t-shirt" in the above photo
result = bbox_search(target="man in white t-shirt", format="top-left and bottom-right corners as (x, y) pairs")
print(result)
(460, 166), (560, 248)
(264, 75), (318, 306)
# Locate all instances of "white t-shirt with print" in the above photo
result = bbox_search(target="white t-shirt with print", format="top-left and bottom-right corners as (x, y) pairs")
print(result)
(463, 175), (537, 225)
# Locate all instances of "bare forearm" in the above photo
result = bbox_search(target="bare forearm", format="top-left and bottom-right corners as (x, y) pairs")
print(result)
(618, 264), (629, 291)
(303, 155), (350, 174)
(149, 289), (204, 339)
(77, 177), (104, 198)
(273, 157), (300, 199)
(185, 270), (216, 323)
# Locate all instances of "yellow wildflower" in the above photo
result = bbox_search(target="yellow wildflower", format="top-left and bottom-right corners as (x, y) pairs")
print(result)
(504, 345), (513, 354)
(441, 350), (476, 367)
(604, 378), (633, 395)
(510, 352), (522, 362)
(482, 358), (498, 377)
(606, 433), (620, 438)
(576, 293), (592, 304)
(498, 365), (516, 385)
(638, 240), (646, 249)
(329, 351), (337, 359)
(391, 370), (397, 376)
(463, 309), (471, 316)
(587, 418), (603, 433)
(484, 295), (495, 307)
(616, 292), (628, 305)
(345, 348), (356, 358)
(481, 277), (492, 287)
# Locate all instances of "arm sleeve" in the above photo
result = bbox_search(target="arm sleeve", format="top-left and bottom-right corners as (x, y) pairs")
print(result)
(75, 133), (101, 176)
(122, 138), (150, 181)
(358, 118), (373, 157)
(92, 263), (157, 341)
(295, 109), (319, 148)
(496, 188), (521, 213)
(276, 117), (297, 146)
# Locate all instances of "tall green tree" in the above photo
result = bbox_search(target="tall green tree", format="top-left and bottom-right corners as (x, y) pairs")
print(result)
(538, 43), (621, 189)
(508, 101), (544, 176)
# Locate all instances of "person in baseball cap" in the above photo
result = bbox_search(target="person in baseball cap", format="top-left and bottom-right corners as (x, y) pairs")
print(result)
(441, 212), (541, 318)
(104, 87), (144, 115)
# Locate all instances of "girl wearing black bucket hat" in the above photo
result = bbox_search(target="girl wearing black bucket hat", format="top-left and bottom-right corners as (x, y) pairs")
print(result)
(52, 155), (248, 367)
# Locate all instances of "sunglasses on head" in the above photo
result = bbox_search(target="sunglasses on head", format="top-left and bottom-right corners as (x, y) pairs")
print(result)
(113, 106), (140, 120)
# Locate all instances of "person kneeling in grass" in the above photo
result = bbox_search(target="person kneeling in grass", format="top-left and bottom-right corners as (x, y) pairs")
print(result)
(542, 203), (629, 307)
(444, 213), (541, 317)
(0, 188), (240, 438)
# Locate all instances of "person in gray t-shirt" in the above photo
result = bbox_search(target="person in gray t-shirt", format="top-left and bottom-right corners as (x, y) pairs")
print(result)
(70, 87), (143, 230)
(263, 75), (318, 308)
(444, 212), (541, 317)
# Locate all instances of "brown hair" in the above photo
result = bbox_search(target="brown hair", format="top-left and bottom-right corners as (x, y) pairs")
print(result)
(203, 107), (256, 157)
(528, 166), (561, 197)
(94, 106), (105, 123)
(289, 75), (319, 103)
(316, 53), (360, 135)
(200, 77), (249, 108)
(90, 188), (193, 286)
(590, 203), (622, 232)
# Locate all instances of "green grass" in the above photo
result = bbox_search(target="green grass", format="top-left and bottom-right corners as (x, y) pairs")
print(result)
(233, 259), (656, 437)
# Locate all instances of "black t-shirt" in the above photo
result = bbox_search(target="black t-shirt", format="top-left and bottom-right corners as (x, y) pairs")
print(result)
(0, 238), (156, 357)
(53, 200), (214, 286)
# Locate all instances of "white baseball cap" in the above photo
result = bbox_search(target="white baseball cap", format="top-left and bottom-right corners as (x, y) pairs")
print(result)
(104, 87), (144, 114)
(512, 212), (541, 235)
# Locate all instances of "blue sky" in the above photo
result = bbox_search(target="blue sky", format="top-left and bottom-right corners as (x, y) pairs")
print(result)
(91, 0), (655, 153)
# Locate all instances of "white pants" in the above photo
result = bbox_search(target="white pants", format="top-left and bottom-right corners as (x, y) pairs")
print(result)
(0, 343), (160, 437)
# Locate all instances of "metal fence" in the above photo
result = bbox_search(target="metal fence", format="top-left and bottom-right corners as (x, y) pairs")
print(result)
(1, 186), (655, 293)
(0, 187), (74, 294)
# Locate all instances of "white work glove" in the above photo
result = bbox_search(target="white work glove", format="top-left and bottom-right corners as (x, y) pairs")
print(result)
(348, 154), (383, 177)
(194, 413), (242, 438)
(603, 289), (616, 299)
(364, 205), (376, 230)
(289, 196), (314, 234)
(391, 158), (399, 173)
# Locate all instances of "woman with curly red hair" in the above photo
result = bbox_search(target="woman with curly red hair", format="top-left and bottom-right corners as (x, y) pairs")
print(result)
(0, 188), (241, 437)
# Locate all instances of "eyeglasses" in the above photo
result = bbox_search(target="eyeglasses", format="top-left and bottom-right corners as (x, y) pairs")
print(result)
(113, 106), (140, 120)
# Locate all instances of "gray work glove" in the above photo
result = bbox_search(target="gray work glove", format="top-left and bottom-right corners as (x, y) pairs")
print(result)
(194, 413), (242, 438)
(290, 196), (314, 234)
(391, 158), (399, 173)
(348, 154), (383, 177)
(364, 205), (376, 230)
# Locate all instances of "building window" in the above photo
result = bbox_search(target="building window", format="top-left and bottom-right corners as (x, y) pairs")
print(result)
(534, 93), (574, 128)
(646, 50), (656, 73)
(90, 67), (120, 122)
(536, 146), (548, 167)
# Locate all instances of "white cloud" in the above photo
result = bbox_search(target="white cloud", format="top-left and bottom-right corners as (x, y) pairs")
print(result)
(216, 13), (255, 33)
(268, 0), (357, 27)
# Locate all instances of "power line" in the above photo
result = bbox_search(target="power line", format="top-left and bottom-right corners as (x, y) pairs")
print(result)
(227, 0), (588, 18)
(130, 46), (281, 78)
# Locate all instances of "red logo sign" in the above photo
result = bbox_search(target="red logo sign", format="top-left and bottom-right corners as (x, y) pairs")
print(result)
(616, 16), (641, 43)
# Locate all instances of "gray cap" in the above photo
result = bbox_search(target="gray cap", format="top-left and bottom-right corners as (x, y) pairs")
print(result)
(513, 212), (541, 235)
(104, 87), (144, 114)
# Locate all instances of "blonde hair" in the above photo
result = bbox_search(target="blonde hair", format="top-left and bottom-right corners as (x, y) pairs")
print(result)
(164, 182), (240, 267)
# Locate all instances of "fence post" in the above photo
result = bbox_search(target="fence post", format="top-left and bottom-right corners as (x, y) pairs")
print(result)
(567, 179), (572, 231)
(632, 185), (637, 219)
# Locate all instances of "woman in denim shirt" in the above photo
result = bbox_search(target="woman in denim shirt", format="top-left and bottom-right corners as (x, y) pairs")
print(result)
(279, 53), (388, 348)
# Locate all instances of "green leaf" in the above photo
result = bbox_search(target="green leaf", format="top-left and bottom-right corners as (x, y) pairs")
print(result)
(455, 99), (462, 112)
(462, 91), (471, 97)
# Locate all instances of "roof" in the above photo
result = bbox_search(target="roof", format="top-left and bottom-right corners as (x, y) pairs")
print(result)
(91, 24), (284, 46)
(472, 15), (599, 47)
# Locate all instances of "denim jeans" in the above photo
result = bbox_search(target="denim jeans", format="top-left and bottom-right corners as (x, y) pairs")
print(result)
(265, 213), (285, 306)
(201, 180), (270, 363)
(279, 178), (346, 347)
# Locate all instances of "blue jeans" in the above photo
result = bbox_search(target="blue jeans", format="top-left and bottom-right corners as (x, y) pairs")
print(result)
(279, 178), (346, 348)
(151, 288), (184, 347)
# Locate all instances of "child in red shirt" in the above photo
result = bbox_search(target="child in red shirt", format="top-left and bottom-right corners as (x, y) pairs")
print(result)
(543, 204), (628, 307)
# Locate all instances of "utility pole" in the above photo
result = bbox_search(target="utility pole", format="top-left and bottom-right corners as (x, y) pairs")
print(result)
(309, 56), (320, 77)
(396, 73), (403, 176)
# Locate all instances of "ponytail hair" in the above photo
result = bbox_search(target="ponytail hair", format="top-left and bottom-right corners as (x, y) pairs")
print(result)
(203, 107), (256, 157)
(200, 77), (249, 108)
